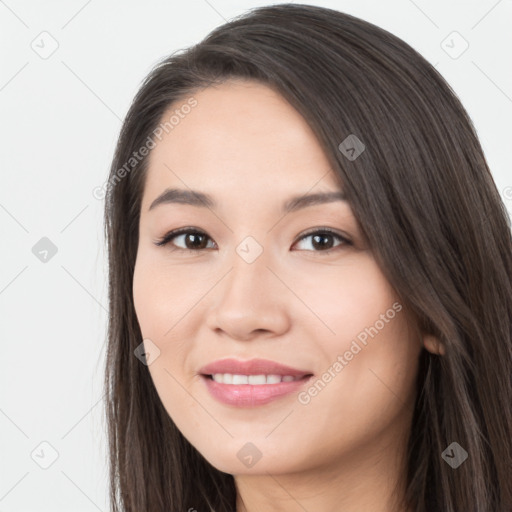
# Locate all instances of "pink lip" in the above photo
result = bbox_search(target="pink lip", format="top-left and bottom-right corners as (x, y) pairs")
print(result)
(201, 375), (313, 406)
(198, 358), (314, 407)
(199, 358), (311, 377)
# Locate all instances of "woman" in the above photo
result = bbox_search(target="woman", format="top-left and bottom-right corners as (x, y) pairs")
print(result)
(103, 4), (512, 511)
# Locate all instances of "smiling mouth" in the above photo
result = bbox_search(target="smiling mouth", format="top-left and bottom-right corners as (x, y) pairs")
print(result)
(200, 372), (314, 407)
(202, 373), (313, 385)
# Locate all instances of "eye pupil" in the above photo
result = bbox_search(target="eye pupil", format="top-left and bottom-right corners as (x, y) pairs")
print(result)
(186, 233), (208, 249)
(312, 233), (334, 250)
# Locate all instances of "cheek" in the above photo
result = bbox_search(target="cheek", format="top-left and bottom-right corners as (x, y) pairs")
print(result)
(132, 255), (199, 429)
(132, 252), (184, 338)
(293, 256), (419, 419)
(294, 254), (401, 349)
(132, 251), (203, 383)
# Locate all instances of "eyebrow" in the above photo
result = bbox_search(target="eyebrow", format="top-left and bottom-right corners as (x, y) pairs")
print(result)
(148, 188), (347, 214)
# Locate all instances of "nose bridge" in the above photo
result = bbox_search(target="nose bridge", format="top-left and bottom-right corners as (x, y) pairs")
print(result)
(224, 235), (273, 302)
(206, 234), (290, 339)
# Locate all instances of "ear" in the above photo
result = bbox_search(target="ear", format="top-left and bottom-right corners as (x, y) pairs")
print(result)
(423, 334), (446, 356)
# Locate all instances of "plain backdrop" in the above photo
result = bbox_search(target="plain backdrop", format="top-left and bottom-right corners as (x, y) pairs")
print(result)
(0, 1), (511, 510)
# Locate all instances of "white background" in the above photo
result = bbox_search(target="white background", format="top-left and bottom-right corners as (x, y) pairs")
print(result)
(0, 0), (511, 510)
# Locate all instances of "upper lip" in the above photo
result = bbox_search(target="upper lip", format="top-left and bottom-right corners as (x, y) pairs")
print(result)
(199, 358), (313, 377)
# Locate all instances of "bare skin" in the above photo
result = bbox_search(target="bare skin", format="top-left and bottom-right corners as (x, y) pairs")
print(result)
(132, 79), (442, 512)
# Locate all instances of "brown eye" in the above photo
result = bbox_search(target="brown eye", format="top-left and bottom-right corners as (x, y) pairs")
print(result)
(181, 232), (209, 250)
(293, 228), (352, 254)
(154, 228), (215, 251)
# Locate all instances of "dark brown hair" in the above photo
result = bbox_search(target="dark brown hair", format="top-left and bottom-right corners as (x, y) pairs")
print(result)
(103, 4), (512, 511)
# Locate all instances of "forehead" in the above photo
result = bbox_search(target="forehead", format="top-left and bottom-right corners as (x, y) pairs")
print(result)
(141, 80), (342, 212)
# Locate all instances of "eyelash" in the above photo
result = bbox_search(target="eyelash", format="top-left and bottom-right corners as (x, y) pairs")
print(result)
(154, 226), (352, 255)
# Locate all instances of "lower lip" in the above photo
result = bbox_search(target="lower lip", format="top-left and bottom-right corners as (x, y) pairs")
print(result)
(201, 374), (313, 407)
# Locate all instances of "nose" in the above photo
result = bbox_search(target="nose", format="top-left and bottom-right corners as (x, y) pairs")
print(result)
(204, 248), (291, 341)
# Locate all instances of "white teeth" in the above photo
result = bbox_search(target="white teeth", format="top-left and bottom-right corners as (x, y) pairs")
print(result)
(232, 374), (248, 385)
(211, 373), (301, 385)
(248, 375), (266, 385)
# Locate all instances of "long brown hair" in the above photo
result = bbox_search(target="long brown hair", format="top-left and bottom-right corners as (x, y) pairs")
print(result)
(103, 4), (512, 511)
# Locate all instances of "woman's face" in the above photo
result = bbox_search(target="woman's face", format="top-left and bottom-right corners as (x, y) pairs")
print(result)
(133, 79), (423, 476)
